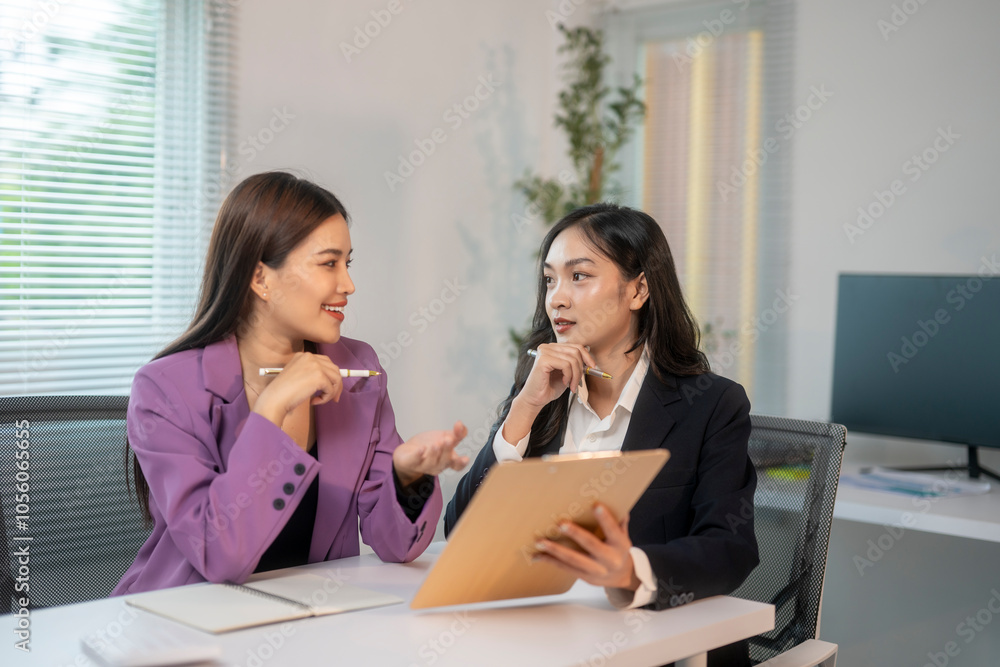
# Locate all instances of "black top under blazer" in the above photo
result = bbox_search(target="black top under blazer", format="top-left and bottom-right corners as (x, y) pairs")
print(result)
(445, 369), (760, 613)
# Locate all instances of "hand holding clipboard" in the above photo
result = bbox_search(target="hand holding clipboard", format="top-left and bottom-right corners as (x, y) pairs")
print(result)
(411, 449), (669, 609)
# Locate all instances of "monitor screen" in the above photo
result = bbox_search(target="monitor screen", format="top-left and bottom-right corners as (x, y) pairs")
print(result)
(831, 273), (1000, 448)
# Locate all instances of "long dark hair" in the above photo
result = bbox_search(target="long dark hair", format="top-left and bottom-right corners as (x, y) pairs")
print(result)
(126, 172), (350, 525)
(498, 203), (709, 454)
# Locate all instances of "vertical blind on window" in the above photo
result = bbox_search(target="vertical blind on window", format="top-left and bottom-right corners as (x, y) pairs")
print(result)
(605, 0), (794, 415)
(0, 0), (236, 395)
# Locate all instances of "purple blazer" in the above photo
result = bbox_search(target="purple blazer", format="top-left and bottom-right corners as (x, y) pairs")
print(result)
(112, 335), (440, 596)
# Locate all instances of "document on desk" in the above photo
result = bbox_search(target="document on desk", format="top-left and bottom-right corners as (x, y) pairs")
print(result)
(126, 571), (402, 633)
(840, 467), (991, 498)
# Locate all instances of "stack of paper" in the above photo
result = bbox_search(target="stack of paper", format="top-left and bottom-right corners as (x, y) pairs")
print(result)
(840, 467), (991, 498)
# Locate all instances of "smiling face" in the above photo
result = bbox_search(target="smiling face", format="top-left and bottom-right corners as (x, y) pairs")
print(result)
(252, 214), (355, 347)
(543, 225), (646, 355)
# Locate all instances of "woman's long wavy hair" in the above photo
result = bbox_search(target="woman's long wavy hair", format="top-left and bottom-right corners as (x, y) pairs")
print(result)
(126, 172), (350, 526)
(497, 203), (709, 455)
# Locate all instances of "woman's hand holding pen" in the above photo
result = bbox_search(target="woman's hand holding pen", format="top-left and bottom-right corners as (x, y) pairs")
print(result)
(251, 352), (344, 426)
(393, 421), (470, 486)
(533, 503), (641, 591)
(503, 343), (598, 444)
(520, 343), (598, 405)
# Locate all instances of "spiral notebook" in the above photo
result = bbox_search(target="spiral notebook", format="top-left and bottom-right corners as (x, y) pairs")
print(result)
(125, 571), (402, 634)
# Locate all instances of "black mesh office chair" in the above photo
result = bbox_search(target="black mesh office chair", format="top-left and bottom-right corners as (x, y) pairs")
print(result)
(0, 396), (151, 610)
(732, 415), (847, 667)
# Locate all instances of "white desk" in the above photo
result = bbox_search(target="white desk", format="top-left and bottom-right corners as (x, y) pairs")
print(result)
(4, 544), (773, 667)
(834, 464), (1000, 542)
(821, 437), (1000, 666)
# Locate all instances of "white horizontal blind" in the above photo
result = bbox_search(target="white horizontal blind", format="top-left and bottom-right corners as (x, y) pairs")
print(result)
(0, 0), (236, 395)
(605, 0), (794, 415)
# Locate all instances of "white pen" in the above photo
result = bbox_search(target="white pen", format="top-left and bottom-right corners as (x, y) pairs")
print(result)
(259, 368), (380, 378)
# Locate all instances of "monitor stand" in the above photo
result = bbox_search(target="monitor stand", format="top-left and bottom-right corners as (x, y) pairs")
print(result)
(891, 445), (1000, 482)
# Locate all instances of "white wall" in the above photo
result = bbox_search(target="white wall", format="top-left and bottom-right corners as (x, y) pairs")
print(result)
(788, 0), (1000, 415)
(235, 0), (1000, 518)
(234, 2), (1000, 663)
(786, 0), (1000, 471)
(235, 0), (580, 534)
(786, 3), (1000, 664)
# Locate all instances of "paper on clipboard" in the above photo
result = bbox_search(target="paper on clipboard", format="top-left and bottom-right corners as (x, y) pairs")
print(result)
(411, 449), (669, 609)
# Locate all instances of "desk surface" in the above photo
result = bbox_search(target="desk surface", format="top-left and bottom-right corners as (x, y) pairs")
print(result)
(833, 463), (1000, 543)
(5, 545), (773, 667)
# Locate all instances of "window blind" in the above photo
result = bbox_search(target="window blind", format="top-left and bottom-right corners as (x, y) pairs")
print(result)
(0, 0), (236, 395)
(605, 0), (794, 414)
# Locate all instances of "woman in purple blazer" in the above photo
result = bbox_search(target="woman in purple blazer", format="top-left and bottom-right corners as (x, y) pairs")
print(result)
(113, 172), (468, 595)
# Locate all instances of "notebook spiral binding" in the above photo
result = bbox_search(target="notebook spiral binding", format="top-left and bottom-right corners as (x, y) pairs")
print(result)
(222, 583), (312, 611)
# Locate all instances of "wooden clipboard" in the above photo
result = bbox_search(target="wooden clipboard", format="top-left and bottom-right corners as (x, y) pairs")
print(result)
(411, 449), (669, 609)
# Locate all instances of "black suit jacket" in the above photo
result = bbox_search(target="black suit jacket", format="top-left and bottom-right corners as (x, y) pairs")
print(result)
(445, 370), (759, 664)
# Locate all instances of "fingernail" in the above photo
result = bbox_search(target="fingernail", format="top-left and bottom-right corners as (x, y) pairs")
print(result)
(594, 505), (605, 515)
(558, 523), (570, 533)
(535, 541), (547, 551)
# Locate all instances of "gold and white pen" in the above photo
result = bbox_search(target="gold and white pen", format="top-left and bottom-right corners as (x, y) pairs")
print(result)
(526, 349), (613, 380)
(259, 368), (381, 378)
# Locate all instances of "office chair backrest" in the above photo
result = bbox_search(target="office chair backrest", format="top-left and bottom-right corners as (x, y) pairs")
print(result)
(731, 414), (847, 664)
(0, 396), (151, 609)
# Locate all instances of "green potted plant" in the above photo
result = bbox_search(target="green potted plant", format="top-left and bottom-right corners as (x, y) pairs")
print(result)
(510, 23), (646, 350)
(515, 24), (645, 226)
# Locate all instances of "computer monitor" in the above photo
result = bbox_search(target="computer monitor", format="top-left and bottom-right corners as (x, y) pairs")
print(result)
(830, 273), (1000, 480)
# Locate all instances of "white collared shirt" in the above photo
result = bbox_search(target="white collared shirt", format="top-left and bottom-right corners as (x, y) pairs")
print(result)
(492, 348), (658, 609)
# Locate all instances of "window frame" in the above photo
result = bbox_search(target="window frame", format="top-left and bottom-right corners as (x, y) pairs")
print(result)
(603, 0), (796, 414)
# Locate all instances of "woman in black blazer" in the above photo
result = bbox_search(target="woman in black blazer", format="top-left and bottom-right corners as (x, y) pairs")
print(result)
(446, 203), (758, 667)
